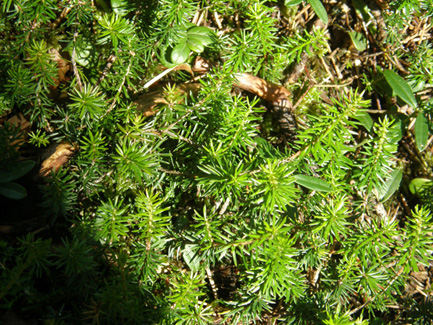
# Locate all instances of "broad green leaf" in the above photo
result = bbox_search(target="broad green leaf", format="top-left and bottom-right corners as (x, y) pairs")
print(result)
(308, 0), (328, 24)
(0, 182), (27, 199)
(378, 168), (402, 202)
(348, 31), (366, 51)
(383, 70), (418, 108)
(0, 160), (35, 183)
(187, 35), (205, 53)
(171, 40), (190, 64)
(409, 178), (432, 195)
(415, 112), (429, 152)
(355, 111), (373, 131)
(294, 174), (332, 192)
(285, 0), (303, 6)
(187, 26), (213, 46)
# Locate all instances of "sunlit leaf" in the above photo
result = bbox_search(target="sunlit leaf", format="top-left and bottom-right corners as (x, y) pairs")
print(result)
(308, 0), (328, 24)
(409, 178), (432, 195)
(355, 111), (373, 131)
(415, 112), (429, 152)
(285, 0), (303, 5)
(187, 26), (213, 46)
(378, 168), (402, 202)
(348, 31), (366, 51)
(171, 40), (190, 64)
(294, 174), (332, 192)
(384, 69), (417, 108)
(187, 35), (205, 53)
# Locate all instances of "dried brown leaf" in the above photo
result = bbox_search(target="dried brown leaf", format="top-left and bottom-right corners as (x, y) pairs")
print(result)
(134, 83), (201, 116)
(39, 142), (76, 177)
(174, 63), (194, 76)
(49, 48), (70, 88)
(6, 113), (31, 149)
(234, 73), (292, 105)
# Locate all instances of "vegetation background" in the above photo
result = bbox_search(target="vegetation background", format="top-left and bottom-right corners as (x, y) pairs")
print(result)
(0, 0), (433, 324)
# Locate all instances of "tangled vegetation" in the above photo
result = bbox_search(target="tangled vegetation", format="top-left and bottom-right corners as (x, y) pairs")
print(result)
(1, 0), (433, 324)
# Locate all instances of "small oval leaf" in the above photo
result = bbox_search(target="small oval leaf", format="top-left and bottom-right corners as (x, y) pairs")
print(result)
(187, 35), (205, 53)
(0, 182), (27, 200)
(308, 0), (328, 24)
(187, 26), (213, 46)
(294, 174), (332, 192)
(415, 112), (429, 152)
(171, 40), (190, 64)
(383, 69), (418, 108)
(409, 178), (432, 195)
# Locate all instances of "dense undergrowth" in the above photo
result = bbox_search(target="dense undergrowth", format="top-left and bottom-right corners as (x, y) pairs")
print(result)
(1, 0), (433, 324)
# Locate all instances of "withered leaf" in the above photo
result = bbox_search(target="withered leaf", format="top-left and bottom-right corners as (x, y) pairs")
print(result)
(6, 113), (31, 149)
(234, 73), (292, 105)
(49, 48), (71, 88)
(134, 83), (201, 116)
(39, 142), (76, 177)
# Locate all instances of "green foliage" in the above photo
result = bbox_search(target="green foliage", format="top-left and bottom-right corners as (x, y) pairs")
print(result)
(69, 84), (106, 125)
(1, 0), (432, 323)
(308, 0), (328, 24)
(169, 25), (214, 64)
(398, 205), (433, 273)
(28, 129), (50, 147)
(0, 160), (35, 199)
(39, 168), (77, 221)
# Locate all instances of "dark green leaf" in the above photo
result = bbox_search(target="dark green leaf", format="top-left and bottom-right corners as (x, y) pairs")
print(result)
(0, 160), (35, 183)
(348, 31), (366, 51)
(379, 168), (402, 202)
(0, 182), (27, 199)
(308, 0), (328, 24)
(383, 70), (418, 108)
(171, 40), (190, 64)
(415, 112), (429, 152)
(294, 174), (332, 192)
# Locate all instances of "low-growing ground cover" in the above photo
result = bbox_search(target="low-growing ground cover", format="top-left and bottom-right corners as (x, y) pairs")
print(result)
(1, 0), (433, 323)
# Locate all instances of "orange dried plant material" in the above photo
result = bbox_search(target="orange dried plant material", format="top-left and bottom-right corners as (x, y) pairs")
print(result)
(49, 48), (70, 88)
(134, 83), (201, 116)
(6, 113), (31, 149)
(234, 73), (292, 105)
(38, 142), (76, 177)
